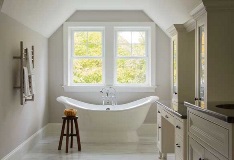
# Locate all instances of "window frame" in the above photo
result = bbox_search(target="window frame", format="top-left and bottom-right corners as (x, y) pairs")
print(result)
(63, 22), (156, 92)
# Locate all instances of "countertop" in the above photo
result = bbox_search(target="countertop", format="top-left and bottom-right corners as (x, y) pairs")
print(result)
(156, 100), (234, 123)
(156, 101), (187, 119)
(184, 101), (234, 123)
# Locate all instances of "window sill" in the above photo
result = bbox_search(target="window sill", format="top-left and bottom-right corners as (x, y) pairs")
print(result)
(63, 85), (157, 92)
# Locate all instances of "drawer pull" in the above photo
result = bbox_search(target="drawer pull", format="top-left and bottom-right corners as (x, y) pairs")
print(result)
(199, 158), (204, 160)
(176, 125), (181, 129)
(158, 111), (160, 113)
(158, 126), (161, 129)
(165, 115), (169, 118)
(176, 145), (180, 148)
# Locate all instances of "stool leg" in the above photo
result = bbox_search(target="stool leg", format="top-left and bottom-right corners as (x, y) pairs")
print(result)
(58, 119), (66, 150)
(74, 119), (81, 151)
(70, 119), (73, 148)
(66, 119), (70, 153)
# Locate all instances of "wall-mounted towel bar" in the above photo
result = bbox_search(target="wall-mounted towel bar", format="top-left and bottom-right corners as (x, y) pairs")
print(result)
(13, 41), (35, 105)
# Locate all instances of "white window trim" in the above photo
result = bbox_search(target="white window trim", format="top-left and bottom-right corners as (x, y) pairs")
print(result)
(63, 22), (156, 92)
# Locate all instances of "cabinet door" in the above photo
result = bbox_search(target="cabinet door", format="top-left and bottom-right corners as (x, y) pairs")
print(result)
(198, 25), (205, 107)
(204, 149), (220, 160)
(188, 137), (204, 160)
(173, 39), (178, 94)
(157, 113), (162, 151)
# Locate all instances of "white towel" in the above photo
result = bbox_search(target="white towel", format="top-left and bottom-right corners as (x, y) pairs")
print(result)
(23, 67), (30, 97)
(27, 51), (34, 75)
(30, 75), (35, 95)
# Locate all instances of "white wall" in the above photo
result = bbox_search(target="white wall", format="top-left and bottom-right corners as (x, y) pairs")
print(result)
(0, 12), (49, 159)
(48, 10), (171, 123)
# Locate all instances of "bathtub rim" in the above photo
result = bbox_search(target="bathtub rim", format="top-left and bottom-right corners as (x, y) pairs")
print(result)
(57, 96), (159, 112)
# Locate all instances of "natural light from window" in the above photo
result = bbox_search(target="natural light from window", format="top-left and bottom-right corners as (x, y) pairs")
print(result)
(116, 31), (147, 84)
(63, 22), (156, 92)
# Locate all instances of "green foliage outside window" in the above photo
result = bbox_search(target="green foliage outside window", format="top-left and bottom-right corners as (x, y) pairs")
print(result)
(72, 31), (147, 84)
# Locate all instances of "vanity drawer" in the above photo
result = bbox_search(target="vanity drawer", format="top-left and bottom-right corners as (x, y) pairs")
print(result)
(157, 105), (163, 113)
(175, 136), (183, 160)
(175, 118), (184, 137)
(188, 111), (229, 157)
(162, 109), (175, 125)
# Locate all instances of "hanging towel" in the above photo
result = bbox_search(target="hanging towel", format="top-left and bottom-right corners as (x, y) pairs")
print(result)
(23, 67), (30, 97)
(30, 75), (35, 95)
(27, 51), (34, 75)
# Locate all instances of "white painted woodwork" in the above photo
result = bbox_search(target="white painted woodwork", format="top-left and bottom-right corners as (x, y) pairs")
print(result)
(175, 118), (184, 138)
(188, 107), (234, 160)
(192, 0), (234, 107)
(167, 24), (195, 103)
(157, 104), (187, 160)
(188, 137), (205, 160)
(188, 111), (229, 157)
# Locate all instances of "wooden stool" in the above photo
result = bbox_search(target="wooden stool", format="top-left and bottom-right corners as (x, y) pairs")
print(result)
(58, 116), (81, 153)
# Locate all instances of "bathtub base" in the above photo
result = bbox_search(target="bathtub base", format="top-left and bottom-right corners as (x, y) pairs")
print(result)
(80, 131), (139, 143)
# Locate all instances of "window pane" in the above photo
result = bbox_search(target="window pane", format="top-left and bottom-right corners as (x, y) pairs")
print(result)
(88, 44), (102, 56)
(74, 31), (102, 56)
(88, 32), (102, 44)
(74, 32), (87, 44)
(132, 44), (145, 56)
(74, 44), (87, 56)
(117, 59), (146, 84)
(199, 26), (205, 101)
(132, 32), (145, 44)
(118, 44), (131, 56)
(117, 32), (131, 44)
(73, 59), (102, 84)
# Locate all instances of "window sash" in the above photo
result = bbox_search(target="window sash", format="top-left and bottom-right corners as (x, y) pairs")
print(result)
(69, 28), (105, 86)
(114, 28), (150, 86)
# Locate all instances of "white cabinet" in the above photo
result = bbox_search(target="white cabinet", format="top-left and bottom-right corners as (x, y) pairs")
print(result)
(189, 137), (204, 160)
(156, 104), (187, 160)
(191, 1), (234, 106)
(205, 149), (221, 160)
(188, 108), (233, 160)
(189, 137), (221, 160)
(167, 24), (195, 103)
(193, 6), (207, 107)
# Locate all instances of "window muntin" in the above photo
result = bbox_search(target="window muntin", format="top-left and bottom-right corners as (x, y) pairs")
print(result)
(71, 29), (104, 85)
(115, 30), (149, 85)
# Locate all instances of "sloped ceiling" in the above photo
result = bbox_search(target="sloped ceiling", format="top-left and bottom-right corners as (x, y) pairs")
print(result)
(1, 0), (201, 38)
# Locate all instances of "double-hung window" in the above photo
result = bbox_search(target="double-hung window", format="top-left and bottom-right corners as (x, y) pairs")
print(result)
(64, 22), (156, 92)
(71, 28), (104, 85)
(115, 29), (149, 85)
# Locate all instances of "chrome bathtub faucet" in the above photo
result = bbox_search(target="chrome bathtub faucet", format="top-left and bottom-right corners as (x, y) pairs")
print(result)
(100, 86), (117, 105)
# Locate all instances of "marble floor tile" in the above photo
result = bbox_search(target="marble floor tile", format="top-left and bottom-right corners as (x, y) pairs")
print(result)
(21, 136), (175, 160)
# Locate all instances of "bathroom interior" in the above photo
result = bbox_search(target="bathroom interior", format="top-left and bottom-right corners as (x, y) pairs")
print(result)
(0, 0), (234, 160)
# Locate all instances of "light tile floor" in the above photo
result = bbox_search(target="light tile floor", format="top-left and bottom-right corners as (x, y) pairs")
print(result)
(21, 136), (175, 160)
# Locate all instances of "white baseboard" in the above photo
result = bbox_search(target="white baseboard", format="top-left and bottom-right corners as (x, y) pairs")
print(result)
(1, 124), (49, 160)
(45, 123), (157, 137)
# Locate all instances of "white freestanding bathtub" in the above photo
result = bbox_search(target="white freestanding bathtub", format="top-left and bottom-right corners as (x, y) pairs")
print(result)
(57, 96), (159, 143)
